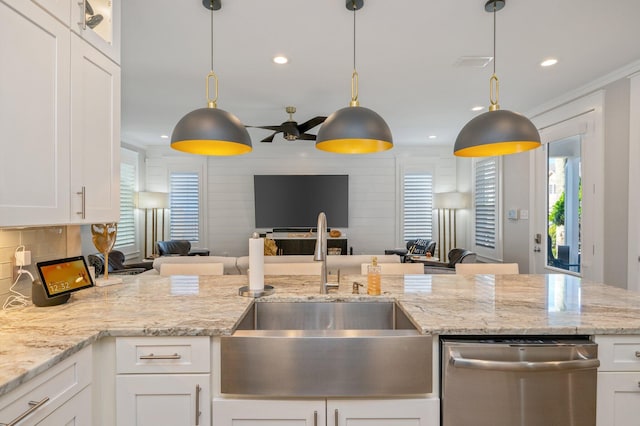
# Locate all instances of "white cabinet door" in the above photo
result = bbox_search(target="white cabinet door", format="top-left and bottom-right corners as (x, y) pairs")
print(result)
(212, 399), (325, 426)
(328, 399), (439, 426)
(70, 34), (120, 224)
(36, 385), (92, 426)
(0, 0), (71, 226)
(116, 374), (210, 426)
(597, 372), (640, 426)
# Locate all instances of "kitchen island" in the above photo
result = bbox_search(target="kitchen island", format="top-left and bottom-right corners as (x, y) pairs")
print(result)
(1, 273), (640, 424)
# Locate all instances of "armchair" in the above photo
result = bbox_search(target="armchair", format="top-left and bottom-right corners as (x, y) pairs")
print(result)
(87, 250), (150, 277)
(422, 248), (477, 274)
(385, 239), (436, 263)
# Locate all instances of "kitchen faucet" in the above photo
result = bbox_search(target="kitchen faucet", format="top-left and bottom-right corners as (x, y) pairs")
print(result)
(314, 212), (329, 294)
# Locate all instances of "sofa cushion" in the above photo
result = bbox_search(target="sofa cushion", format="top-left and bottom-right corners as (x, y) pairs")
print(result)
(152, 255), (239, 275)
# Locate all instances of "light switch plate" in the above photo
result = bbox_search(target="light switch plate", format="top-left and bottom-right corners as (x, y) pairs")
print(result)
(520, 209), (529, 220)
(507, 209), (518, 220)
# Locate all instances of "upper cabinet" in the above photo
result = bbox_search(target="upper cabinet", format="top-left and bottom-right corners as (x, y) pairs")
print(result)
(71, 0), (121, 64)
(70, 34), (121, 224)
(0, 0), (71, 226)
(0, 0), (120, 227)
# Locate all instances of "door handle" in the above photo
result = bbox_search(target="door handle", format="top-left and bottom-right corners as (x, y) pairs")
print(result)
(76, 186), (86, 219)
(3, 397), (49, 426)
(313, 410), (318, 426)
(335, 408), (339, 426)
(195, 384), (201, 426)
(138, 353), (182, 360)
(450, 351), (600, 372)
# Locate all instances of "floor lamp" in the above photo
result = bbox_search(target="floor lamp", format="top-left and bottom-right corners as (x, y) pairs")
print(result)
(434, 192), (470, 261)
(135, 191), (169, 259)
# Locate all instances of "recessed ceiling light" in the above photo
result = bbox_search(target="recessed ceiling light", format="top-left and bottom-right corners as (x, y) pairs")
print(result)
(273, 55), (288, 65)
(540, 58), (558, 67)
(428, 135), (437, 139)
(471, 106), (484, 111)
(160, 135), (169, 139)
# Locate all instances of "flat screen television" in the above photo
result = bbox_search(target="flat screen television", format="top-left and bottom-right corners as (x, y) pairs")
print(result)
(254, 175), (349, 228)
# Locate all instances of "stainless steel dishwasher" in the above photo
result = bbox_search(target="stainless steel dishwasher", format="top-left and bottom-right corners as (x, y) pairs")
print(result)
(441, 337), (599, 426)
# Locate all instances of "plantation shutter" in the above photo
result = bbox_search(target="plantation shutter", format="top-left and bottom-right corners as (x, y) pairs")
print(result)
(403, 173), (433, 242)
(115, 162), (136, 249)
(474, 158), (497, 249)
(169, 172), (200, 243)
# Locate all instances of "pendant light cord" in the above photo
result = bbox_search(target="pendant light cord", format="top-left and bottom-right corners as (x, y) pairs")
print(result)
(353, 2), (357, 72)
(210, 3), (214, 71)
(492, 2), (496, 75)
(349, 0), (359, 106)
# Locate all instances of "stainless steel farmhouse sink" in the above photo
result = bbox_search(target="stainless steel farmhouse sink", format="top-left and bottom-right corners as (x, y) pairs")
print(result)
(220, 301), (432, 397)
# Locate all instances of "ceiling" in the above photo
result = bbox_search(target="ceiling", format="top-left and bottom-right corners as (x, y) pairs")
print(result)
(121, 0), (640, 153)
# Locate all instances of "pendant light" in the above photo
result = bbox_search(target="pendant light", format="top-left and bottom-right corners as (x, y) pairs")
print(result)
(171, 0), (252, 156)
(453, 0), (540, 157)
(316, 0), (393, 154)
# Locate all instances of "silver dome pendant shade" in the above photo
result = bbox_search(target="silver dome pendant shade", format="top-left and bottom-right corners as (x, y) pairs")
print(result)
(171, 1), (252, 156)
(316, 0), (393, 154)
(453, 0), (540, 157)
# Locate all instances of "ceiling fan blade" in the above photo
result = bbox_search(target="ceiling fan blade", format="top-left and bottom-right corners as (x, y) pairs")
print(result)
(297, 116), (327, 133)
(297, 133), (317, 141)
(261, 133), (277, 143)
(251, 125), (283, 131)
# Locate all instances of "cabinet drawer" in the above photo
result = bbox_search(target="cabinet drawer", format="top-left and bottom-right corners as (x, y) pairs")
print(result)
(116, 337), (210, 374)
(0, 346), (91, 425)
(595, 335), (640, 371)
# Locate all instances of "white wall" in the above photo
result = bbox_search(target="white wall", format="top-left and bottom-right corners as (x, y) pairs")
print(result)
(502, 152), (533, 273)
(145, 143), (458, 257)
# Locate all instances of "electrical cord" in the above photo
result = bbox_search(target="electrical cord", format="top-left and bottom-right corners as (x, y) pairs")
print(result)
(2, 246), (34, 311)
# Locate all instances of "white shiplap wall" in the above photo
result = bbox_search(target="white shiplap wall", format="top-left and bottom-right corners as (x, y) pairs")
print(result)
(146, 144), (458, 257)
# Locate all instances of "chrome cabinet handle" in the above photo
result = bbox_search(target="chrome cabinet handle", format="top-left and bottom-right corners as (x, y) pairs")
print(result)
(635, 351), (640, 358)
(139, 353), (182, 360)
(335, 408), (339, 426)
(195, 384), (201, 426)
(450, 351), (600, 372)
(78, 0), (87, 30)
(313, 410), (318, 426)
(76, 186), (86, 219)
(3, 397), (49, 426)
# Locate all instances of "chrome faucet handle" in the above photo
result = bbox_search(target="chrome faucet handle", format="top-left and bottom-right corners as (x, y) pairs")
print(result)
(352, 281), (364, 294)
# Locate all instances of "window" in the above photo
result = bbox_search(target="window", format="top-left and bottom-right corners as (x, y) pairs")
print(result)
(473, 157), (501, 259)
(115, 149), (138, 251)
(169, 171), (200, 243)
(402, 173), (433, 242)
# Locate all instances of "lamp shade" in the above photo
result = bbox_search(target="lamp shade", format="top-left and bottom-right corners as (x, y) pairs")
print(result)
(135, 192), (169, 209)
(316, 106), (393, 154)
(454, 109), (541, 157)
(433, 192), (470, 210)
(171, 107), (252, 156)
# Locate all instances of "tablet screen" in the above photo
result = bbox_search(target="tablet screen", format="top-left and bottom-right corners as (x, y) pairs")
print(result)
(36, 256), (95, 297)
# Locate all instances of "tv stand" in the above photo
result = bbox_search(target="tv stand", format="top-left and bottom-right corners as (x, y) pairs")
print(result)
(270, 235), (347, 256)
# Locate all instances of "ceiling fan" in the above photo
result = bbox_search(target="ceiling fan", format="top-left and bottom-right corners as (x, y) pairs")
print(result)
(250, 107), (326, 143)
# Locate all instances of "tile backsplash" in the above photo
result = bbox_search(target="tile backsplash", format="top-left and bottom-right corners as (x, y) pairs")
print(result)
(0, 226), (80, 306)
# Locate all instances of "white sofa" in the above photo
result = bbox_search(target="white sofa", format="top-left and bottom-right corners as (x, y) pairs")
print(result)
(142, 254), (401, 276)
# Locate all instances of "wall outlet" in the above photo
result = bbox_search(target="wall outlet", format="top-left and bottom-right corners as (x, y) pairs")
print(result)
(15, 250), (31, 266)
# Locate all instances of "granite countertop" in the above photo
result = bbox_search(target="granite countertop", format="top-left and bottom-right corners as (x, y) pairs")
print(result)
(1, 273), (640, 397)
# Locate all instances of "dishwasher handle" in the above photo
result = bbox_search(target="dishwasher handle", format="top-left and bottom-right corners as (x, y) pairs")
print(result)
(450, 351), (600, 372)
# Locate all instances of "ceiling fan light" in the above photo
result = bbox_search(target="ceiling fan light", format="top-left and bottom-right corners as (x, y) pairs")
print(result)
(171, 107), (252, 156)
(453, 109), (541, 157)
(316, 106), (393, 154)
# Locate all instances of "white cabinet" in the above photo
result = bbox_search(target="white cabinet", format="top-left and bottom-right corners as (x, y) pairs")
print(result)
(329, 399), (439, 426)
(212, 398), (439, 426)
(0, 0), (71, 226)
(71, 0), (120, 63)
(115, 337), (211, 426)
(70, 33), (121, 224)
(0, 0), (120, 227)
(595, 335), (640, 426)
(0, 346), (92, 425)
(213, 399), (325, 426)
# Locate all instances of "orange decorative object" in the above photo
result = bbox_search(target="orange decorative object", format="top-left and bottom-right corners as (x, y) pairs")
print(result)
(329, 229), (342, 238)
